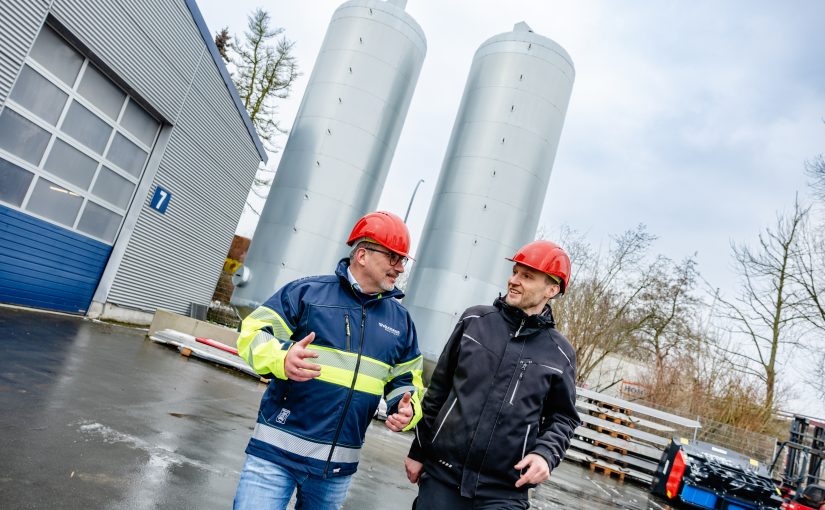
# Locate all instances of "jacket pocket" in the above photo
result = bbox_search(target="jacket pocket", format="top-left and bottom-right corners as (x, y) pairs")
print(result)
(508, 359), (532, 405)
(521, 424), (532, 460)
(430, 397), (457, 444)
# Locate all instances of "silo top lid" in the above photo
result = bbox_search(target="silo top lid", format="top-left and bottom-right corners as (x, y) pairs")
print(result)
(514, 21), (533, 33)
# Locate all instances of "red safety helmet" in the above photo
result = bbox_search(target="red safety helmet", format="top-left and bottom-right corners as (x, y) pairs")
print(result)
(507, 240), (570, 293)
(347, 211), (412, 258)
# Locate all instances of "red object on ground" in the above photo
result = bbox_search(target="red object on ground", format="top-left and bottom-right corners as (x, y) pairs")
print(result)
(665, 450), (687, 499)
(196, 337), (239, 356)
(781, 502), (818, 510)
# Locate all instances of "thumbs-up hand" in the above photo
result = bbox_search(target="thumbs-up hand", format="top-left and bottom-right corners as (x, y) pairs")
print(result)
(385, 392), (414, 432)
(284, 332), (321, 382)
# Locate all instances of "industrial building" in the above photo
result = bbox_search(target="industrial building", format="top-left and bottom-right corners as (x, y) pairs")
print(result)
(0, 0), (265, 322)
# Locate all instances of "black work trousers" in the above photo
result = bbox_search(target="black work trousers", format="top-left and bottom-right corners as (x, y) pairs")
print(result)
(413, 473), (529, 510)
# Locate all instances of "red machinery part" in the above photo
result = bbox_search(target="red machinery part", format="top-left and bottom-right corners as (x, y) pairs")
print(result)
(665, 449), (687, 499)
(196, 337), (239, 356)
(782, 499), (820, 510)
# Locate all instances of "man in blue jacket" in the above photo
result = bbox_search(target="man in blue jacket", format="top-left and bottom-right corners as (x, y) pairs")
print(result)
(234, 211), (424, 510)
(405, 240), (580, 509)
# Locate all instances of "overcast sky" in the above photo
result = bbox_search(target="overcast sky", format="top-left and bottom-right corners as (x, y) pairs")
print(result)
(196, 1), (825, 414)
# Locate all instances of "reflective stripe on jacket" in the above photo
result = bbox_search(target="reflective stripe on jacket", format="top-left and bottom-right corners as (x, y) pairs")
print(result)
(408, 297), (580, 499)
(238, 258), (424, 478)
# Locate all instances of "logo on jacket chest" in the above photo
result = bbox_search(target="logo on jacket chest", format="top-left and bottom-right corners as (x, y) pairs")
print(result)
(378, 322), (400, 337)
(276, 408), (291, 424)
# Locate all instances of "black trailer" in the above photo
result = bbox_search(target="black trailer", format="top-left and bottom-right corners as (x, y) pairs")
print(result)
(651, 438), (783, 509)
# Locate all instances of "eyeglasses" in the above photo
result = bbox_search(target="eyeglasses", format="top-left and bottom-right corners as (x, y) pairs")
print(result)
(363, 246), (409, 267)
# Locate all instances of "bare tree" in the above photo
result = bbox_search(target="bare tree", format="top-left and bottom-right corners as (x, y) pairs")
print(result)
(717, 200), (808, 411)
(805, 154), (825, 202)
(792, 174), (825, 401)
(215, 9), (300, 214)
(552, 225), (658, 385)
(809, 347), (825, 401)
(634, 255), (701, 381)
(214, 27), (231, 61)
(229, 9), (299, 152)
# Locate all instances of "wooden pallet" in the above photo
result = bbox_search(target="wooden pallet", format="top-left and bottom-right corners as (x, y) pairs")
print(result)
(569, 438), (658, 473)
(574, 426), (663, 460)
(565, 449), (654, 484)
(590, 462), (625, 481)
(593, 439), (627, 455)
(598, 412), (633, 427)
(580, 414), (670, 447)
(577, 388), (701, 429)
(593, 401), (629, 415)
(576, 401), (676, 433)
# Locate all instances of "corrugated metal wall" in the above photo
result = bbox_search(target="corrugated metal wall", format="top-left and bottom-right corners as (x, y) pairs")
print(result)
(0, 0), (263, 315)
(50, 0), (200, 121)
(0, 0), (49, 105)
(92, 0), (260, 315)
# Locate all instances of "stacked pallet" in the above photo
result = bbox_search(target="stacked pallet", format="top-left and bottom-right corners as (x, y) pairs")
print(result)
(566, 388), (701, 484)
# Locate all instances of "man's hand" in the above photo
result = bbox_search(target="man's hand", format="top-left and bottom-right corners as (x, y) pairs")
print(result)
(514, 453), (550, 488)
(385, 392), (414, 432)
(405, 456), (424, 484)
(284, 332), (321, 381)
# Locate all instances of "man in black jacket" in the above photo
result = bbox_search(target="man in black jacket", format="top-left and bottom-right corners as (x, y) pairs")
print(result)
(405, 240), (580, 509)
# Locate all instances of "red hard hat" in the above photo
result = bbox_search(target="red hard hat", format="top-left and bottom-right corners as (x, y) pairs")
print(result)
(507, 240), (571, 293)
(347, 211), (412, 258)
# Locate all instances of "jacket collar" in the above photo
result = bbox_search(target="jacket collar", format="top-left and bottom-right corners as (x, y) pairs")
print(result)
(335, 258), (405, 301)
(493, 296), (555, 331)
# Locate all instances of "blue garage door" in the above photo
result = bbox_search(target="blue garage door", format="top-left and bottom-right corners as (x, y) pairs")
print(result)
(0, 205), (111, 314)
(0, 24), (159, 314)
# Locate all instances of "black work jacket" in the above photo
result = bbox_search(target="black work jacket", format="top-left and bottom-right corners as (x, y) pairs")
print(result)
(408, 297), (580, 500)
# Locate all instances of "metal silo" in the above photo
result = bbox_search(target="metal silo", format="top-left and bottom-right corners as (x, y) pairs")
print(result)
(404, 22), (575, 365)
(232, 0), (426, 308)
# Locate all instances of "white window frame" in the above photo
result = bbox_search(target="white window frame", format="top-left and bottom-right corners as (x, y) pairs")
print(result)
(0, 26), (160, 245)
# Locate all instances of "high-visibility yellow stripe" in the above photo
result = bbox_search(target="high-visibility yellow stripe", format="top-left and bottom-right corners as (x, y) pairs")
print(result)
(316, 365), (385, 395)
(386, 385), (416, 402)
(250, 339), (290, 379)
(403, 367), (424, 431)
(388, 355), (423, 381)
(309, 344), (391, 368)
(307, 345), (392, 382)
(247, 306), (293, 339)
(238, 306), (294, 378)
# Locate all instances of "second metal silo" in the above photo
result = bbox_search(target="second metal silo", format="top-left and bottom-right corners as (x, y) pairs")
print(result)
(404, 22), (575, 365)
(232, 0), (426, 308)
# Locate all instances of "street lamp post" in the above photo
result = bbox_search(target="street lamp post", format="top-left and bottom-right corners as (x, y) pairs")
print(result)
(404, 179), (425, 223)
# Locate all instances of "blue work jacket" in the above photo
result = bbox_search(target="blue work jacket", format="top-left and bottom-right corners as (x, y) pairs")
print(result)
(238, 258), (423, 478)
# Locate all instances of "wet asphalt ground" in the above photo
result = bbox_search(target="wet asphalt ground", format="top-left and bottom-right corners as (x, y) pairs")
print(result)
(0, 306), (676, 509)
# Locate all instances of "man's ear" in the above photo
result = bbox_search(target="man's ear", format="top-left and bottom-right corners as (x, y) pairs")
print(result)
(354, 247), (368, 267)
(545, 283), (560, 301)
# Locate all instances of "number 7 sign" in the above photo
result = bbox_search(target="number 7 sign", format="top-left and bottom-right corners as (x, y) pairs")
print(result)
(150, 186), (172, 214)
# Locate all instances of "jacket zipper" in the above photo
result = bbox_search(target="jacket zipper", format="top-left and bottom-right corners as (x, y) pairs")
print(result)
(324, 307), (366, 477)
(344, 313), (351, 351)
(521, 424), (531, 459)
(431, 397), (457, 444)
(520, 424), (531, 474)
(514, 318), (525, 337)
(508, 360), (531, 405)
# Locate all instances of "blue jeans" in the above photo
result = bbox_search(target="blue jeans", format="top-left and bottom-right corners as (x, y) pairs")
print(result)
(234, 454), (353, 510)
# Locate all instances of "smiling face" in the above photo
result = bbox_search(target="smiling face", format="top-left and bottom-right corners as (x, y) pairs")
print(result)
(505, 263), (560, 315)
(350, 242), (405, 293)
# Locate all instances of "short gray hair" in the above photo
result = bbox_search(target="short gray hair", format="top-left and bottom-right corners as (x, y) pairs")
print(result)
(349, 237), (373, 261)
